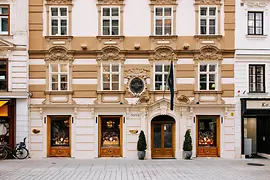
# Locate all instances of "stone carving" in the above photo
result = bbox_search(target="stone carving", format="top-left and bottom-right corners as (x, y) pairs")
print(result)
(127, 67), (147, 97)
(150, 0), (177, 5)
(242, 0), (269, 7)
(177, 95), (191, 104)
(46, 0), (73, 4)
(194, 0), (222, 5)
(150, 46), (176, 61)
(45, 46), (74, 62)
(0, 0), (9, 3)
(98, 46), (124, 61)
(194, 45), (222, 61)
(97, 0), (124, 5)
(160, 105), (168, 115)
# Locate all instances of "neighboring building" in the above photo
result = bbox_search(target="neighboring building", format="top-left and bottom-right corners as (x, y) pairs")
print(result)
(29, 0), (236, 159)
(0, 0), (29, 148)
(235, 0), (270, 158)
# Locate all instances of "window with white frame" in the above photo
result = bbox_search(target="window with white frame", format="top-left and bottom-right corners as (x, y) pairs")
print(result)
(248, 12), (263, 35)
(102, 7), (120, 36)
(249, 65), (265, 93)
(199, 64), (217, 90)
(154, 64), (170, 90)
(101, 64), (120, 90)
(49, 64), (69, 91)
(155, 7), (172, 35)
(0, 6), (9, 35)
(50, 7), (68, 36)
(199, 7), (217, 35)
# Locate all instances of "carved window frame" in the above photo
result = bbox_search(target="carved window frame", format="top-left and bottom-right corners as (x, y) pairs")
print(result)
(45, 0), (73, 36)
(97, 46), (125, 92)
(194, 45), (222, 92)
(150, 0), (177, 36)
(194, 0), (222, 35)
(97, 0), (125, 36)
(45, 46), (74, 94)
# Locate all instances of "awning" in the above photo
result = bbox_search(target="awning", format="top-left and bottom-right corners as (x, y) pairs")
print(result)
(0, 101), (8, 108)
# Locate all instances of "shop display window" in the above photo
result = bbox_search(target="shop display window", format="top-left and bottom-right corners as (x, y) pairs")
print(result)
(51, 117), (70, 146)
(101, 118), (120, 147)
(198, 117), (216, 146)
(0, 118), (9, 144)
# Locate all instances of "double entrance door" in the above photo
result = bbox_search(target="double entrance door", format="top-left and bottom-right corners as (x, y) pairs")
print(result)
(151, 120), (175, 158)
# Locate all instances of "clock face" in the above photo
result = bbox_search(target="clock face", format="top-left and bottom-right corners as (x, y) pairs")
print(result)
(130, 77), (144, 95)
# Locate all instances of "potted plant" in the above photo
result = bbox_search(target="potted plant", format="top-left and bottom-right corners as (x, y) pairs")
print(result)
(137, 130), (147, 160)
(183, 129), (192, 159)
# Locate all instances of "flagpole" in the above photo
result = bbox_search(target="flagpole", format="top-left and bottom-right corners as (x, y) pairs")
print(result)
(162, 53), (174, 99)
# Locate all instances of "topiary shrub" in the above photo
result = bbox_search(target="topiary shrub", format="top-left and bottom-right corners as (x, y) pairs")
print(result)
(183, 129), (192, 151)
(137, 130), (147, 151)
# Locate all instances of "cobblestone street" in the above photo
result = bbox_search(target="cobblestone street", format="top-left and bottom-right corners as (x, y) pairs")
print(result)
(0, 158), (269, 180)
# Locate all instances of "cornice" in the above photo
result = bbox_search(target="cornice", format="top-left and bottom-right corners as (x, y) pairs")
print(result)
(149, 0), (178, 5)
(45, 0), (73, 5)
(97, 0), (125, 5)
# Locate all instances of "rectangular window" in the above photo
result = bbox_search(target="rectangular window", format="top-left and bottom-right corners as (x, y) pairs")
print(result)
(199, 64), (217, 90)
(198, 116), (217, 147)
(199, 7), (217, 35)
(101, 63), (120, 90)
(50, 7), (68, 36)
(49, 64), (68, 91)
(0, 59), (7, 91)
(0, 6), (9, 35)
(102, 7), (120, 36)
(155, 7), (172, 35)
(249, 65), (265, 93)
(248, 12), (263, 35)
(154, 64), (170, 90)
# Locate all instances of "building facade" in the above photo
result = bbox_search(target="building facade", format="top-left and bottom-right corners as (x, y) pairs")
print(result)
(235, 0), (270, 158)
(29, 0), (236, 159)
(0, 0), (29, 149)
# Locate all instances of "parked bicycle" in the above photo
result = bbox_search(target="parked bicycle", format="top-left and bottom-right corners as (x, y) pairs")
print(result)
(0, 137), (29, 160)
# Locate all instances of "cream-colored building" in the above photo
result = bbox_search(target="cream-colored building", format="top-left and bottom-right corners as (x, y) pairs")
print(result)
(0, 0), (29, 149)
(29, 0), (237, 159)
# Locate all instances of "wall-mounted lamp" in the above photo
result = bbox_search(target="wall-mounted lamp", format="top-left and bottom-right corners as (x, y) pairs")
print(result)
(134, 44), (140, 50)
(81, 44), (87, 50)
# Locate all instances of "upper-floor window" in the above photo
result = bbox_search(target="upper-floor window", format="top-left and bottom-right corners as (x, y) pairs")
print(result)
(249, 65), (265, 93)
(50, 7), (68, 36)
(199, 7), (217, 35)
(0, 59), (7, 91)
(154, 7), (172, 35)
(0, 6), (9, 35)
(199, 64), (217, 90)
(49, 64), (68, 91)
(154, 64), (169, 90)
(248, 12), (263, 35)
(101, 63), (120, 90)
(102, 7), (120, 36)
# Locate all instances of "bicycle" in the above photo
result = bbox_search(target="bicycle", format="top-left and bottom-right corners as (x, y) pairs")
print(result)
(0, 137), (29, 160)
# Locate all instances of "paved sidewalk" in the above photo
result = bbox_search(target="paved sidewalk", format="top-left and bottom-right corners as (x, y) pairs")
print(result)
(0, 158), (269, 180)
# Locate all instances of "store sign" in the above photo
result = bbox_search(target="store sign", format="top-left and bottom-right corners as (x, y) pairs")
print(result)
(129, 77), (144, 95)
(246, 100), (270, 109)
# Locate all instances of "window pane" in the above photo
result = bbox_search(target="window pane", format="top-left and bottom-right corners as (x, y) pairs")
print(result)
(112, 27), (119, 35)
(200, 7), (207, 16)
(103, 83), (110, 90)
(200, 65), (207, 72)
(155, 8), (163, 16)
(52, 75), (58, 83)
(51, 8), (58, 16)
(103, 20), (110, 26)
(164, 124), (172, 148)
(61, 20), (67, 26)
(256, 13), (262, 20)
(52, 19), (58, 26)
(103, 27), (110, 35)
(103, 65), (110, 72)
(112, 20), (119, 26)
(1, 7), (8, 15)
(112, 83), (119, 90)
(256, 66), (263, 74)
(52, 27), (58, 35)
(200, 74), (207, 82)
(1, 18), (8, 32)
(60, 8), (67, 16)
(200, 19), (207, 34)
(209, 74), (215, 81)
(61, 75), (68, 83)
(51, 118), (70, 146)
(112, 65), (119, 72)
(155, 27), (162, 35)
(198, 118), (217, 147)
(51, 64), (58, 72)
(200, 83), (207, 90)
(112, 74), (119, 81)
(154, 124), (162, 148)
(60, 64), (68, 72)
(156, 19), (162, 27)
(164, 27), (171, 35)
(103, 8), (110, 16)
(209, 7), (216, 16)
(164, 65), (170, 72)
(0, 81), (6, 90)
(52, 83), (58, 90)
(155, 74), (162, 90)
(61, 83), (68, 90)
(248, 13), (254, 20)
(112, 8), (119, 16)
(209, 65), (216, 72)
(164, 8), (172, 16)
(209, 83), (216, 90)
(103, 74), (110, 83)
(61, 27), (67, 35)
(155, 65), (162, 72)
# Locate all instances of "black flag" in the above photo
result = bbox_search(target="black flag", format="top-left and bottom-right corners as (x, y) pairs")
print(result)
(168, 61), (174, 111)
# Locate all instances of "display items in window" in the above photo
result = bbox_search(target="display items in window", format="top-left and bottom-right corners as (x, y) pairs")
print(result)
(101, 118), (120, 147)
(51, 118), (70, 146)
(198, 118), (216, 146)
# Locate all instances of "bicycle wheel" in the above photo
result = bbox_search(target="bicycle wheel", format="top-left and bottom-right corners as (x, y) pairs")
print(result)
(0, 148), (8, 160)
(15, 147), (29, 159)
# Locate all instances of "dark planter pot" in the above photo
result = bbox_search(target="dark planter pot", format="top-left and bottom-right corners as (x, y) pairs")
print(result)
(183, 151), (192, 159)
(137, 151), (146, 160)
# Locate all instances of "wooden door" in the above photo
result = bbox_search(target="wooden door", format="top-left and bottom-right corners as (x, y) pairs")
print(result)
(99, 116), (122, 157)
(47, 116), (71, 157)
(257, 117), (270, 154)
(151, 122), (175, 158)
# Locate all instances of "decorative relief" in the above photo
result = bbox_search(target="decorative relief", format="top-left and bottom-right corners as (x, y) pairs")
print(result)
(150, 0), (177, 5)
(149, 46), (177, 61)
(46, 0), (73, 4)
(242, 0), (269, 7)
(45, 46), (74, 62)
(177, 95), (191, 104)
(97, 46), (125, 61)
(0, 0), (9, 3)
(194, 0), (222, 5)
(194, 45), (222, 61)
(97, 0), (124, 5)
(127, 68), (147, 97)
